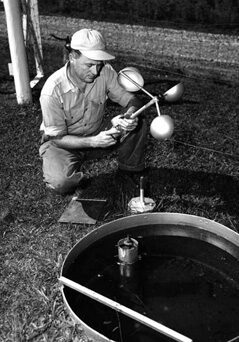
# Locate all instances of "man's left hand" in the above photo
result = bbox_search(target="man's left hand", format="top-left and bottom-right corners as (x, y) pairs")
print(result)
(111, 114), (138, 132)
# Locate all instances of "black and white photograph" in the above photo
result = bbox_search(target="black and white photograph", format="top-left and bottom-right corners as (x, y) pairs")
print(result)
(0, 1), (239, 341)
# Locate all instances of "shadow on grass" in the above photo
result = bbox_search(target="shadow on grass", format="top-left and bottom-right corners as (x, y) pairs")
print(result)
(150, 167), (238, 214)
(80, 167), (239, 226)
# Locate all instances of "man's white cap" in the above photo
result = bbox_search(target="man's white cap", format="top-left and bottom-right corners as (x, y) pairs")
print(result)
(70, 28), (115, 61)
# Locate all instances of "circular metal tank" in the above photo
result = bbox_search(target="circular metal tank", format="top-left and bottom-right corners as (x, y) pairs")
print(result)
(61, 213), (239, 342)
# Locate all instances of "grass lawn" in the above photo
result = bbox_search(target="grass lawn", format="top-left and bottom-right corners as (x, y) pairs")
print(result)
(0, 36), (239, 341)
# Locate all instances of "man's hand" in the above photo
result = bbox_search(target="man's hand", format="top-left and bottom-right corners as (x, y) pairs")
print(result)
(111, 114), (138, 132)
(91, 127), (121, 148)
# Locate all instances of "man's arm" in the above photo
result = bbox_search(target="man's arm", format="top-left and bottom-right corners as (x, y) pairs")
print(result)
(48, 127), (119, 150)
(45, 96), (142, 149)
(40, 91), (119, 150)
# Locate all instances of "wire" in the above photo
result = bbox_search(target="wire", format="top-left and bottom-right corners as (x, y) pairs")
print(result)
(50, 34), (71, 51)
(173, 139), (239, 159)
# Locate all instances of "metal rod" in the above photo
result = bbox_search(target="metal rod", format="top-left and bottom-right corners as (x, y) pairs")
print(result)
(120, 71), (155, 99)
(59, 276), (193, 342)
(227, 336), (239, 342)
(155, 101), (161, 116)
(140, 176), (144, 204)
(128, 97), (158, 119)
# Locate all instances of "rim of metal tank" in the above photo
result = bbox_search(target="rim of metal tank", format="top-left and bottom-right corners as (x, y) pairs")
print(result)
(60, 212), (239, 342)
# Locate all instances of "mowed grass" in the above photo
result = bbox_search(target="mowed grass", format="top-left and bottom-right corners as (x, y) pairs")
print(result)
(0, 38), (239, 341)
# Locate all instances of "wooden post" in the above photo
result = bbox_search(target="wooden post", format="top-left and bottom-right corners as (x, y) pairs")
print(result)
(3, 0), (32, 104)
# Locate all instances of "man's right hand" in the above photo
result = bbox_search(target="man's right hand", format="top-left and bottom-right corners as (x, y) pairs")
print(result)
(92, 127), (121, 148)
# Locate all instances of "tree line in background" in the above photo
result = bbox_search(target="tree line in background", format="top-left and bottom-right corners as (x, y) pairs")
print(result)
(38, 0), (239, 32)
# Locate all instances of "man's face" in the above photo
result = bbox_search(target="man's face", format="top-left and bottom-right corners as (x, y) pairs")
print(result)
(71, 53), (104, 83)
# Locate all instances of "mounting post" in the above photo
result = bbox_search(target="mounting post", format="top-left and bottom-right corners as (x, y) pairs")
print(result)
(3, 0), (32, 104)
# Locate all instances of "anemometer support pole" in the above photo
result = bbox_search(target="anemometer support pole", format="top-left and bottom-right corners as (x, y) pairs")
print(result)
(3, 0), (32, 104)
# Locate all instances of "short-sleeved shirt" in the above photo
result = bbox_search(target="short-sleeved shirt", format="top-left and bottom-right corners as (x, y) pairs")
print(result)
(40, 63), (134, 137)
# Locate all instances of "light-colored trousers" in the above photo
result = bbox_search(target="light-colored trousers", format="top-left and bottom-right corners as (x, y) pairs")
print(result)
(39, 118), (147, 194)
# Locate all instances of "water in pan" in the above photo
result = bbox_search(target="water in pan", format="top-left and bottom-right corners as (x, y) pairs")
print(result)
(64, 234), (239, 342)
